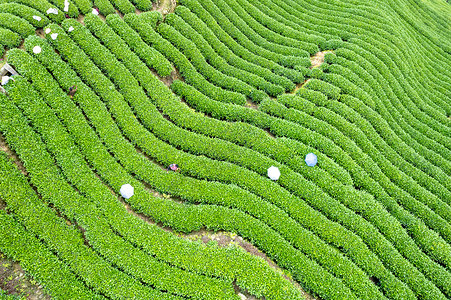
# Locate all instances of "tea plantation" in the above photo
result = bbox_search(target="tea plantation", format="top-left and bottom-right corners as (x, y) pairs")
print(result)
(0, 0), (449, 299)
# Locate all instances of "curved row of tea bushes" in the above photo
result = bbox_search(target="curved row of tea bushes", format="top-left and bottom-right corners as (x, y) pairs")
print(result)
(93, 0), (116, 15)
(0, 165), (105, 300)
(319, 59), (451, 200)
(128, 0), (152, 11)
(346, 37), (451, 142)
(20, 33), (336, 300)
(301, 0), (451, 130)
(82, 16), (411, 300)
(321, 55), (451, 177)
(105, 14), (172, 77)
(174, 0), (303, 83)
(320, 60), (451, 199)
(109, 14), (171, 71)
(157, 21), (270, 101)
(307, 72), (451, 207)
(258, 3), (451, 123)
(174, 79), (451, 274)
(1, 0), (64, 22)
(12, 65), (375, 299)
(262, 94), (451, 235)
(172, 6), (296, 92)
(169, 79), (449, 299)
(205, 0), (311, 59)
(54, 20), (385, 299)
(0, 28), (21, 49)
(122, 13), (246, 105)
(280, 92), (451, 269)
(221, 0), (324, 54)
(261, 97), (451, 296)
(0, 3), (49, 27)
(69, 0), (92, 14)
(18, 39), (303, 300)
(0, 94), (182, 300)
(45, 0), (79, 17)
(34, 25), (400, 300)
(307, 70), (451, 181)
(0, 12), (34, 37)
(327, 47), (451, 168)
(164, 13), (286, 97)
(108, 0), (135, 14)
(234, 0), (339, 45)
(182, 0), (314, 67)
(5, 75), (241, 300)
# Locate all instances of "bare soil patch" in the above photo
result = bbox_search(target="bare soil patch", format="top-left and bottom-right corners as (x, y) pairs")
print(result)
(309, 50), (333, 69)
(0, 52), (5, 69)
(0, 253), (51, 300)
(183, 229), (316, 300)
(156, 0), (177, 16)
(291, 78), (312, 94)
(155, 67), (182, 88)
(291, 50), (333, 94)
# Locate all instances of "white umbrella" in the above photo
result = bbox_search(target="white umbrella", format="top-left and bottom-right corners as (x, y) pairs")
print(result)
(267, 166), (280, 181)
(64, 0), (69, 12)
(305, 153), (318, 167)
(51, 33), (58, 40)
(46, 8), (58, 15)
(120, 184), (134, 199)
(1, 76), (10, 86)
(32, 46), (42, 54)
(32, 16), (42, 21)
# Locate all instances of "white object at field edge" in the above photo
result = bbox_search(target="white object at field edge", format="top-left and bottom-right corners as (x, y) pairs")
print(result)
(32, 15), (42, 21)
(45, 28), (51, 34)
(267, 166), (281, 181)
(68, 26), (74, 32)
(51, 33), (58, 40)
(120, 184), (134, 199)
(1, 76), (10, 86)
(92, 8), (99, 15)
(32, 46), (42, 54)
(64, 0), (69, 12)
(305, 153), (318, 167)
(46, 8), (58, 15)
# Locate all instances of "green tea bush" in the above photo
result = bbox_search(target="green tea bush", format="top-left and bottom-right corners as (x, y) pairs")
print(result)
(0, 12), (34, 37)
(0, 3), (49, 27)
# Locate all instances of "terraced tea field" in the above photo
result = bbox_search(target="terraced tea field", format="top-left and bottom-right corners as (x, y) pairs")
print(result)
(0, 0), (450, 299)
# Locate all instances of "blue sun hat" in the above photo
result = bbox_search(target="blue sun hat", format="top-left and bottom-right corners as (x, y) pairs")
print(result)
(305, 153), (318, 167)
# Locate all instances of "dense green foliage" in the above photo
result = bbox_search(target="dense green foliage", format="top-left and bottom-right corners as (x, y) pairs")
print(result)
(0, 0), (449, 299)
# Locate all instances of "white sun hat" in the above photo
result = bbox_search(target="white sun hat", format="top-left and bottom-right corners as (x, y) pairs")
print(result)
(120, 184), (134, 199)
(267, 166), (281, 181)
(32, 46), (42, 54)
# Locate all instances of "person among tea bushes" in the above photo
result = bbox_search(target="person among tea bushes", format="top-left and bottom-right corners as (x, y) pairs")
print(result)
(167, 163), (180, 172)
(68, 85), (78, 99)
